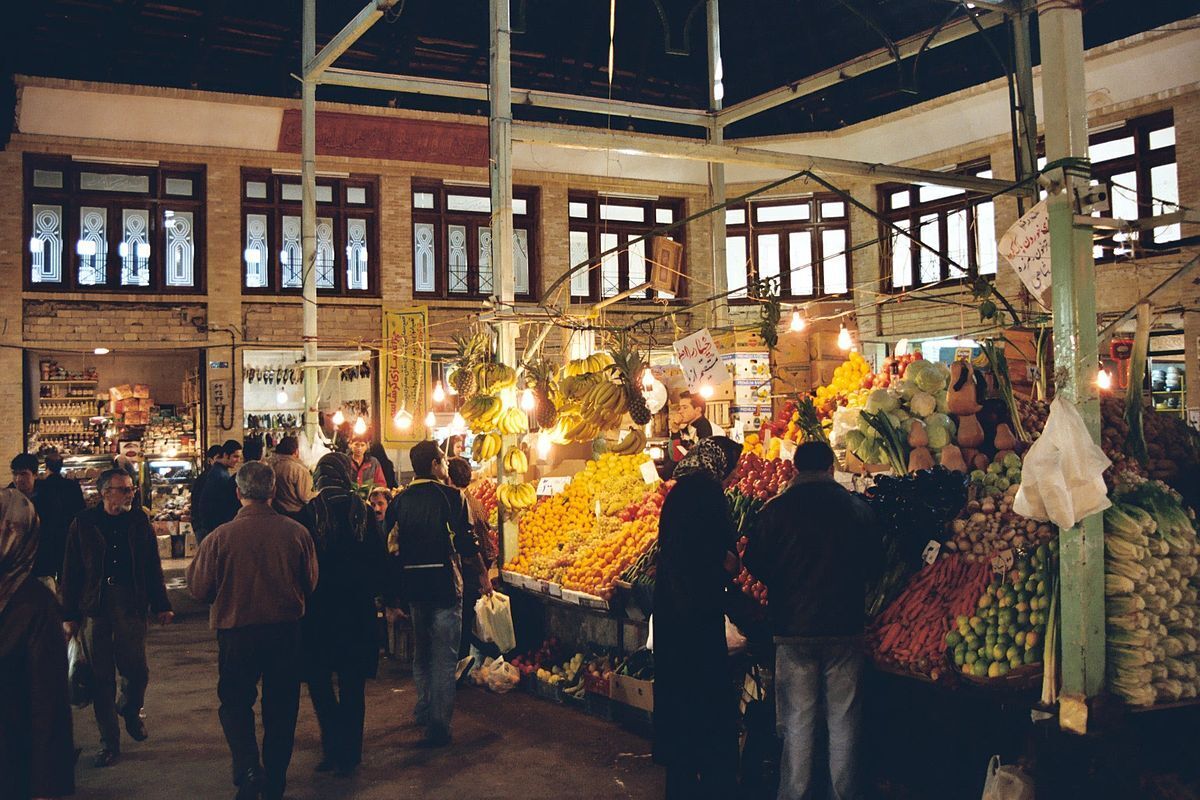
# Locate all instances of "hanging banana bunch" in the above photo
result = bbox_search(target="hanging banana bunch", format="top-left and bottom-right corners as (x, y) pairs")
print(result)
(503, 446), (529, 475)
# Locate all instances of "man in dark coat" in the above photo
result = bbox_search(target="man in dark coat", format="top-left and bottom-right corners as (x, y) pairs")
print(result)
(198, 440), (244, 545)
(33, 451), (86, 583)
(190, 444), (226, 543)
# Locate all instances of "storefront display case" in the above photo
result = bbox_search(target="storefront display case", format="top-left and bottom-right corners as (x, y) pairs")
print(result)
(60, 453), (119, 506)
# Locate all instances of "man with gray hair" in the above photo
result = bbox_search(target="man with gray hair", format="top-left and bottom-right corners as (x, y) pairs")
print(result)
(188, 460), (318, 800)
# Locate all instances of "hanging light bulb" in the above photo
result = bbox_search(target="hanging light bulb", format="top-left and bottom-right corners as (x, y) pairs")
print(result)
(432, 381), (446, 403)
(93, 347), (110, 355)
(789, 308), (806, 332)
(698, 382), (714, 399)
(641, 368), (654, 390)
(451, 412), (466, 431)
(536, 432), (552, 460)
(331, 409), (346, 427)
(352, 416), (367, 436)
(837, 324), (853, 351)
(393, 407), (412, 431)
(1096, 368), (1113, 391)
(521, 387), (536, 412)
(424, 410), (437, 428)
(276, 388), (288, 406)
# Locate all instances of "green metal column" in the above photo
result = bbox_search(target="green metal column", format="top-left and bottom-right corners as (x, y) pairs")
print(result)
(1039, 3), (1106, 712)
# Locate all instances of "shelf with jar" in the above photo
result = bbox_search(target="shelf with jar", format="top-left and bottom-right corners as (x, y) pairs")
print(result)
(1149, 361), (1185, 415)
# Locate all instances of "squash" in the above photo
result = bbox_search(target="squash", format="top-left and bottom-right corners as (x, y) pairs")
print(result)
(956, 414), (985, 449)
(907, 446), (935, 472)
(961, 447), (978, 466)
(994, 423), (1017, 452)
(948, 360), (983, 415)
(973, 453), (991, 471)
(908, 419), (929, 448)
(940, 444), (968, 473)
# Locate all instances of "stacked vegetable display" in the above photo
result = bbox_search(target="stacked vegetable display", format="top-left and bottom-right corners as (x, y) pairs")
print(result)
(1104, 477), (1200, 705)
(725, 454), (797, 606)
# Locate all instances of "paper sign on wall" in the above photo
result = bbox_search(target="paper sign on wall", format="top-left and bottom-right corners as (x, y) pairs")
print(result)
(672, 328), (731, 391)
(997, 199), (1052, 309)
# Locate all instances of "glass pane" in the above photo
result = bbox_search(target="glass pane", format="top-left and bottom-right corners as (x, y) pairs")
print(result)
(33, 169), (63, 189)
(244, 213), (269, 288)
(918, 214), (940, 285)
(569, 230), (591, 297)
(627, 237), (646, 295)
(30, 204), (63, 283)
(1149, 127), (1175, 150)
(600, 232), (619, 298)
(891, 220), (912, 288)
(1089, 137), (1135, 163)
(281, 215), (302, 288)
(725, 208), (746, 226)
(820, 201), (845, 219)
(947, 209), (969, 278)
(568, 201), (589, 219)
(478, 226), (493, 296)
(513, 198), (528, 215)
(918, 183), (963, 202)
(245, 180), (268, 199)
(788, 231), (813, 296)
(165, 210), (195, 287)
(315, 217), (334, 288)
(756, 203), (809, 223)
(120, 209), (150, 286)
(281, 183), (302, 201)
(81, 172), (150, 193)
(317, 185), (332, 203)
(413, 222), (436, 293)
(347, 186), (367, 205)
(890, 190), (910, 210)
(1151, 163), (1180, 243)
(976, 202), (997, 275)
(976, 169), (993, 179)
(413, 192), (435, 210)
(77, 206), (108, 286)
(655, 208), (674, 224)
(726, 235), (747, 299)
(164, 178), (193, 197)
(1110, 171), (1138, 220)
(821, 229), (848, 295)
(447, 224), (468, 294)
(346, 218), (368, 291)
(756, 233), (780, 290)
(448, 194), (490, 213)
(600, 203), (644, 223)
(514, 229), (530, 296)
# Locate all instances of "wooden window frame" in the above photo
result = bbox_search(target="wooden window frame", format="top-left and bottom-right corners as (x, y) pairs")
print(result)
(23, 154), (207, 293)
(567, 192), (686, 303)
(241, 170), (380, 297)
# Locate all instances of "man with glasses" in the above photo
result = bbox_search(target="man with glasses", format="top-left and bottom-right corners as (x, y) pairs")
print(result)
(61, 468), (174, 768)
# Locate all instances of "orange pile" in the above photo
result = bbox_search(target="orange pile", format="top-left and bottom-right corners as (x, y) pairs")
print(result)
(561, 514), (658, 599)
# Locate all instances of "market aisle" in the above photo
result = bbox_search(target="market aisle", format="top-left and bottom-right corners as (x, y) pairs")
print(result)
(71, 616), (664, 800)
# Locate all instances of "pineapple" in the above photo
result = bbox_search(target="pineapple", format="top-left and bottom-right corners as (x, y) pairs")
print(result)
(609, 344), (652, 426)
(528, 358), (560, 429)
(449, 334), (483, 398)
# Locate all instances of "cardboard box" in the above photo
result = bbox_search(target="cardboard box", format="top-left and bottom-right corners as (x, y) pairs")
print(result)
(178, 521), (193, 538)
(183, 531), (198, 557)
(610, 674), (653, 712)
(132, 384), (150, 399)
(156, 534), (172, 560)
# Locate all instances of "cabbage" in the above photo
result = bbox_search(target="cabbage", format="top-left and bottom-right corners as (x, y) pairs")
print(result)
(936, 390), (949, 414)
(909, 391), (936, 417)
(885, 412), (904, 430)
(855, 439), (882, 465)
(927, 424), (951, 450)
(900, 417), (915, 434)
(865, 388), (899, 414)
(844, 429), (866, 452)
(933, 361), (951, 384)
(857, 416), (879, 440)
(893, 379), (918, 401)
(925, 412), (956, 436)
(907, 360), (947, 393)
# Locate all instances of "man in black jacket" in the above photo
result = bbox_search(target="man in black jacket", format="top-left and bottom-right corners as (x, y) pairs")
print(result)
(385, 441), (489, 747)
(743, 441), (880, 800)
(189, 444), (225, 544)
(61, 468), (174, 768)
(33, 451), (86, 583)
(198, 440), (243, 545)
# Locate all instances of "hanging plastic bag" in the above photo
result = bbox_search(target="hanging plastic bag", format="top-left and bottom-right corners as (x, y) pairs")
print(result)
(981, 755), (1035, 800)
(473, 592), (516, 653)
(68, 634), (93, 708)
(481, 656), (521, 694)
(1013, 397), (1111, 530)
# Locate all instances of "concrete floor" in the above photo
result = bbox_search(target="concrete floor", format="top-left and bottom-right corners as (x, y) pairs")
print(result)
(71, 617), (664, 800)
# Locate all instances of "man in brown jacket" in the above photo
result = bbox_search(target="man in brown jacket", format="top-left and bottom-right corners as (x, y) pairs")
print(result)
(269, 435), (314, 520)
(188, 461), (318, 800)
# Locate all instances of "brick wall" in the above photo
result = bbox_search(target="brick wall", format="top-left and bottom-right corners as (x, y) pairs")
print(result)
(22, 300), (206, 343)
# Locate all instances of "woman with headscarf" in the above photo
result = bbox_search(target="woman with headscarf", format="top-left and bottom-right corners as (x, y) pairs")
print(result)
(0, 487), (75, 800)
(652, 436), (745, 800)
(299, 454), (388, 777)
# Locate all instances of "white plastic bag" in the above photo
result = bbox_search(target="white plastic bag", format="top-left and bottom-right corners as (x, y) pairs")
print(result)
(473, 592), (516, 653)
(1013, 397), (1111, 530)
(480, 656), (521, 694)
(981, 755), (1035, 800)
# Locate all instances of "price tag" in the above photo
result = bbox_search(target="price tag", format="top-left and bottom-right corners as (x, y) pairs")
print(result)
(640, 460), (660, 484)
(595, 499), (602, 520)
(778, 439), (797, 463)
(537, 476), (570, 496)
(921, 540), (942, 565)
(990, 549), (1015, 574)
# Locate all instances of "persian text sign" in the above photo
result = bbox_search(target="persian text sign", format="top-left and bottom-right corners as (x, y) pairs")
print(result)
(381, 307), (429, 448)
(673, 328), (730, 391)
(997, 199), (1052, 308)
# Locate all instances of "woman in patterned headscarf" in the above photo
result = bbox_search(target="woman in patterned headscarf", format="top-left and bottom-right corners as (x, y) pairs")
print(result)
(299, 453), (388, 777)
(653, 436), (744, 800)
(0, 486), (75, 799)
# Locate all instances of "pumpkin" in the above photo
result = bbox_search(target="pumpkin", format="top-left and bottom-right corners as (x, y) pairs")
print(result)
(908, 419), (929, 448)
(957, 414), (985, 449)
(948, 360), (983, 415)
(940, 444), (968, 473)
(994, 423), (1017, 452)
(908, 446), (935, 472)
(973, 453), (991, 471)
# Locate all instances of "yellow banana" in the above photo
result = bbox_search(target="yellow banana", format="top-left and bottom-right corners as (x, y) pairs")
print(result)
(611, 428), (646, 455)
(503, 446), (528, 474)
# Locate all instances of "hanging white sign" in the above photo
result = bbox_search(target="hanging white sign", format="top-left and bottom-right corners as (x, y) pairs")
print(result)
(672, 328), (731, 391)
(997, 199), (1052, 309)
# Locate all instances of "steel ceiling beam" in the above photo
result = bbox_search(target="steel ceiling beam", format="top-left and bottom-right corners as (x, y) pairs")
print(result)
(318, 67), (712, 127)
(303, 0), (397, 80)
(718, 9), (1006, 126)
(934, 0), (1017, 12)
(510, 121), (1021, 194)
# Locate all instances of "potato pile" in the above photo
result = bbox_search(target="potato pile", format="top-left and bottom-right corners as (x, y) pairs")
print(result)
(944, 488), (1055, 562)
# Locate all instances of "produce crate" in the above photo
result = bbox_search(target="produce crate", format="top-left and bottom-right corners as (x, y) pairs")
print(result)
(582, 672), (612, 697)
(547, 582), (563, 598)
(499, 569), (520, 587)
(584, 691), (617, 721)
(533, 678), (564, 704)
(610, 674), (654, 712)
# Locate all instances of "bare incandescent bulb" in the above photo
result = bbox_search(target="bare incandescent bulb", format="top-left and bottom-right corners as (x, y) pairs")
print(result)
(790, 309), (806, 332)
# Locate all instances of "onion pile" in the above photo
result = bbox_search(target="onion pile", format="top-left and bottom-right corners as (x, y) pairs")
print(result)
(944, 487), (1055, 562)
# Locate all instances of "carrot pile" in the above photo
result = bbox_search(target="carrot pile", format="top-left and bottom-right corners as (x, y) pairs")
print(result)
(868, 553), (991, 680)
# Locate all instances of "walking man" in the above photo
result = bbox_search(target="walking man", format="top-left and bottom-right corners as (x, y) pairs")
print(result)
(61, 468), (174, 768)
(743, 441), (880, 800)
(198, 439), (244, 545)
(190, 444), (226, 544)
(270, 435), (315, 521)
(385, 440), (488, 747)
(33, 450), (86, 584)
(188, 461), (318, 800)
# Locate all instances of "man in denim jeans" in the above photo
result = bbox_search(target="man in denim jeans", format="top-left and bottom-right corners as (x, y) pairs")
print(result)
(744, 441), (880, 800)
(385, 441), (489, 747)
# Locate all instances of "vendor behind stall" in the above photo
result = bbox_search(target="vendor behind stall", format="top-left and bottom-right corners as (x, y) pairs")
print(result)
(668, 392), (724, 465)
